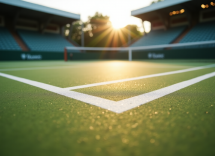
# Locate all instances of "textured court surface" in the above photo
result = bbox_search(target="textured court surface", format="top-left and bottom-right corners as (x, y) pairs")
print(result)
(0, 60), (215, 156)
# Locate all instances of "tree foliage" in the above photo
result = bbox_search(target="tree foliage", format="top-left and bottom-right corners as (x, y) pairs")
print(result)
(67, 12), (142, 47)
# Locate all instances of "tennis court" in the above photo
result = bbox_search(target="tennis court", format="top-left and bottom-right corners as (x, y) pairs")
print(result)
(0, 60), (215, 156)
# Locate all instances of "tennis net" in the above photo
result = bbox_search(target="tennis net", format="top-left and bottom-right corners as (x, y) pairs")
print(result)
(64, 40), (215, 61)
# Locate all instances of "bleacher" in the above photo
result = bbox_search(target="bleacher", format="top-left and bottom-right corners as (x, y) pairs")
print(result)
(178, 21), (215, 48)
(130, 26), (186, 47)
(0, 27), (21, 51)
(18, 30), (79, 52)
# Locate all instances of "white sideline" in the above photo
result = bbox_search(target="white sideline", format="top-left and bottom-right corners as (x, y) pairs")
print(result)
(65, 64), (215, 90)
(117, 72), (215, 113)
(0, 65), (215, 113)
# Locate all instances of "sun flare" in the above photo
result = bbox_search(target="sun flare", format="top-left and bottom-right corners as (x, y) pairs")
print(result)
(112, 22), (124, 29)
(111, 19), (127, 29)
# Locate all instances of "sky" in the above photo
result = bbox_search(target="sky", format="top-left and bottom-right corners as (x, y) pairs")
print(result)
(23, 0), (153, 32)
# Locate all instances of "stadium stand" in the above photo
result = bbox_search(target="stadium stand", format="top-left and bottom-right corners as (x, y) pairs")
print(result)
(178, 21), (215, 48)
(0, 0), (80, 52)
(131, 0), (215, 49)
(18, 30), (78, 52)
(130, 26), (186, 47)
(0, 27), (21, 50)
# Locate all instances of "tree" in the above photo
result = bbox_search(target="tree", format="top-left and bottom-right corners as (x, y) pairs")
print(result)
(125, 25), (142, 39)
(84, 12), (112, 47)
(67, 12), (142, 47)
(65, 21), (87, 46)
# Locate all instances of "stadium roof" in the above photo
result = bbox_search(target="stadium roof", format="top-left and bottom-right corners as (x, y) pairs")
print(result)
(131, 0), (191, 16)
(0, 0), (80, 20)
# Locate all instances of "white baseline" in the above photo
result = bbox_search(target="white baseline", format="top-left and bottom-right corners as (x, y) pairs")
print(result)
(0, 64), (193, 72)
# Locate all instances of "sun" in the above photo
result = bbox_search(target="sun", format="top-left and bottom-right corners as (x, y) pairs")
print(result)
(111, 19), (127, 29)
(112, 22), (124, 29)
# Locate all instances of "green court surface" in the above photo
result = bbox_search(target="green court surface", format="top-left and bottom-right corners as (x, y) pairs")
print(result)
(0, 60), (215, 156)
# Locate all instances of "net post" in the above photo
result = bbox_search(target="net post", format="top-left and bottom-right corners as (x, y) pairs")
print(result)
(128, 48), (132, 61)
(64, 47), (67, 62)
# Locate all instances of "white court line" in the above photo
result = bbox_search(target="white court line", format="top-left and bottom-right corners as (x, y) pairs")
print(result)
(0, 61), (110, 71)
(0, 65), (215, 113)
(0, 66), (72, 71)
(0, 64), (193, 72)
(117, 72), (215, 113)
(0, 64), (98, 71)
(65, 64), (215, 90)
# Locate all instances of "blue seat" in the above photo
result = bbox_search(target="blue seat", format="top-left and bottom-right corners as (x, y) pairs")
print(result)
(18, 30), (79, 52)
(178, 21), (215, 48)
(130, 26), (186, 49)
(0, 27), (21, 51)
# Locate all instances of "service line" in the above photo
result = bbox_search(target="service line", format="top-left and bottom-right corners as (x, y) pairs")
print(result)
(65, 64), (215, 90)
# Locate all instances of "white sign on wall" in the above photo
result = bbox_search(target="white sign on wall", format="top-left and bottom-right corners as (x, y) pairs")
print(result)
(148, 53), (164, 59)
(21, 53), (42, 60)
